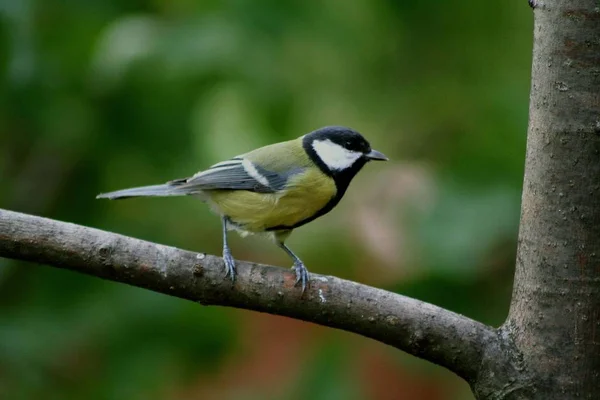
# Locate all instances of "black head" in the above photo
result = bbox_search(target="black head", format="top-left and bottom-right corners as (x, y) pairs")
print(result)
(303, 126), (387, 172)
(302, 126), (387, 191)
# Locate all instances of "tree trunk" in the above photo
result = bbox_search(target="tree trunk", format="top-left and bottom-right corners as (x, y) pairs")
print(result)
(494, 0), (600, 398)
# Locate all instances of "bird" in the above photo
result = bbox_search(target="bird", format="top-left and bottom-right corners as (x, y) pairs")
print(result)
(96, 126), (388, 291)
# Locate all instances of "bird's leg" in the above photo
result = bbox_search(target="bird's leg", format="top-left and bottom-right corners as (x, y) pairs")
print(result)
(221, 217), (236, 282)
(277, 241), (309, 292)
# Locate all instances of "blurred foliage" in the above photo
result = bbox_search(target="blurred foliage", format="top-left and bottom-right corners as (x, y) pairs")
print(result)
(0, 0), (532, 399)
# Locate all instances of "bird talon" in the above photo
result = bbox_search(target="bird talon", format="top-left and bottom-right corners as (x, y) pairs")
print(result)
(293, 262), (309, 292)
(223, 249), (236, 282)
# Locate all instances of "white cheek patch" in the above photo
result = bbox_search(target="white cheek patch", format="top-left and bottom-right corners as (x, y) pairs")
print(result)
(312, 139), (363, 170)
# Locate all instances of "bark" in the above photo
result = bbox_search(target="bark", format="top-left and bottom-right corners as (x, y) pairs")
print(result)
(498, 0), (600, 399)
(0, 208), (496, 383)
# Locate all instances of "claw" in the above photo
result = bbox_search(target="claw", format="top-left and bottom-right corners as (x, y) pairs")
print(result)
(277, 238), (310, 293)
(223, 248), (236, 282)
(221, 217), (236, 283)
(293, 261), (309, 292)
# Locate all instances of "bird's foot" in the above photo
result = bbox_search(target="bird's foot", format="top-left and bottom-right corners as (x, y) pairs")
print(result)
(223, 248), (236, 282)
(292, 261), (309, 292)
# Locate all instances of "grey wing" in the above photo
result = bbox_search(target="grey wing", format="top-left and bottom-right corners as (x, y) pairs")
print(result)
(180, 157), (290, 193)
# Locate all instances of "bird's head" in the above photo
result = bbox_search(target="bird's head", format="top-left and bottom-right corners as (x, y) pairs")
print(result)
(303, 126), (387, 181)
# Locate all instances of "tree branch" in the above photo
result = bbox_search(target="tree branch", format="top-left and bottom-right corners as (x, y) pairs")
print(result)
(0, 208), (497, 382)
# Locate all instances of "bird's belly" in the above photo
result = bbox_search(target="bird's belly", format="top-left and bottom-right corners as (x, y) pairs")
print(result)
(207, 171), (336, 232)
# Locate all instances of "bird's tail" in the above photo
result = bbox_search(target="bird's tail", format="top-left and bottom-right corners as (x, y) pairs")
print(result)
(96, 179), (198, 200)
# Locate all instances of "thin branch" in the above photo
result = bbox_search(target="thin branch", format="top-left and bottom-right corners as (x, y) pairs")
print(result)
(0, 208), (497, 382)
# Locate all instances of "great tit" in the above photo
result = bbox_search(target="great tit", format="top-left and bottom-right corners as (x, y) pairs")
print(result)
(97, 126), (387, 291)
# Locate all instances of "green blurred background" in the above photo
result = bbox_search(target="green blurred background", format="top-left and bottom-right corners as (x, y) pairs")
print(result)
(0, 1), (532, 399)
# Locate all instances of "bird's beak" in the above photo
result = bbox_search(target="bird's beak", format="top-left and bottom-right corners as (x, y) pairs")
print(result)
(365, 149), (388, 161)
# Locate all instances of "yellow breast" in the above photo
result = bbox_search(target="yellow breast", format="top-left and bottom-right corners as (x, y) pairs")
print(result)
(206, 169), (336, 232)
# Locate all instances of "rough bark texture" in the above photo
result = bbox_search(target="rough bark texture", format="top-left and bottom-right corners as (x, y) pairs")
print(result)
(0, 208), (496, 383)
(501, 1), (600, 399)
